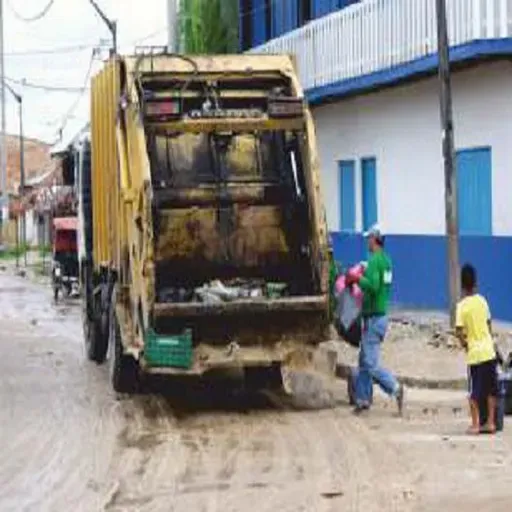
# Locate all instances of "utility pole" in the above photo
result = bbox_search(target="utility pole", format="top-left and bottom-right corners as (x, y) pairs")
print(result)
(88, 0), (117, 56)
(167, 0), (181, 52)
(3, 81), (25, 264)
(0, 0), (6, 245)
(18, 89), (25, 266)
(436, 0), (459, 326)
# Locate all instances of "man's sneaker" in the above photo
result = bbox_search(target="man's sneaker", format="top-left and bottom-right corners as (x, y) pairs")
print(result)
(396, 383), (405, 416)
(353, 402), (370, 415)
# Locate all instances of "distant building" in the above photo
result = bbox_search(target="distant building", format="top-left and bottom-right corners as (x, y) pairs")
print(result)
(241, 0), (512, 319)
(1, 134), (57, 247)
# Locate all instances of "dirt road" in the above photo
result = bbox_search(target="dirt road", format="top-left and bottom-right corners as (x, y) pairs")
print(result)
(0, 272), (511, 512)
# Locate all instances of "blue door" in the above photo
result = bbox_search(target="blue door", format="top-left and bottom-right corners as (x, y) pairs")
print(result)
(251, 0), (267, 46)
(339, 160), (355, 232)
(456, 147), (492, 236)
(361, 157), (377, 231)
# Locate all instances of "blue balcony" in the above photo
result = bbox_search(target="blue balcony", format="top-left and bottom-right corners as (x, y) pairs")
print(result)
(249, 0), (512, 104)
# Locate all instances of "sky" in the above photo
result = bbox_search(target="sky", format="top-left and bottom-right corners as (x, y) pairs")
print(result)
(3, 0), (168, 145)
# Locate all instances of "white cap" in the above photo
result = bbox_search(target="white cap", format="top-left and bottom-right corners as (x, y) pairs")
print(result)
(363, 223), (384, 241)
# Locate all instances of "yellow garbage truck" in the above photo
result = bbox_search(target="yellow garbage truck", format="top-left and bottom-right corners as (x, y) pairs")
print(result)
(78, 50), (330, 392)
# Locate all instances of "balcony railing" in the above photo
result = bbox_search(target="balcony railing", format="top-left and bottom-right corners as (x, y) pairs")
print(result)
(251, 0), (512, 94)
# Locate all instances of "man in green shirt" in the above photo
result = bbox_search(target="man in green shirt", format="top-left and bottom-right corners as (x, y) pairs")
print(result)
(348, 225), (404, 415)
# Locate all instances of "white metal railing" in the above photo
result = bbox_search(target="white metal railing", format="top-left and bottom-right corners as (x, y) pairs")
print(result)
(251, 0), (512, 92)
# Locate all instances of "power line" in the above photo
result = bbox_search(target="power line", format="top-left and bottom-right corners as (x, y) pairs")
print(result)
(5, 27), (167, 58)
(56, 49), (97, 137)
(4, 76), (88, 93)
(5, 43), (98, 57)
(131, 27), (167, 45)
(6, 0), (56, 23)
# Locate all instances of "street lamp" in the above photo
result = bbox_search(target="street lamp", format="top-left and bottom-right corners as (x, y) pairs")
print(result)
(3, 80), (26, 266)
(88, 0), (117, 56)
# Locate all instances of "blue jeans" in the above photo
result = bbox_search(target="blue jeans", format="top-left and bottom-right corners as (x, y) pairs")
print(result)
(354, 316), (398, 406)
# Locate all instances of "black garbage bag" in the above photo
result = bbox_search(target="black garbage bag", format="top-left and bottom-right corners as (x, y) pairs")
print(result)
(334, 316), (362, 348)
(502, 369), (512, 416)
(333, 287), (362, 348)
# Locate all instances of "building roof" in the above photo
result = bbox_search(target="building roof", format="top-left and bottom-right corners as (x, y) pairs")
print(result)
(3, 134), (55, 195)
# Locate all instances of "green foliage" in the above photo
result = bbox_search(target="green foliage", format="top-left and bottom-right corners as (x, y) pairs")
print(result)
(180, 0), (239, 54)
(38, 244), (51, 258)
(0, 243), (30, 260)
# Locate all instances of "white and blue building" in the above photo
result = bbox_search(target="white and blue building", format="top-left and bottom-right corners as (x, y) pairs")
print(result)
(240, 0), (512, 320)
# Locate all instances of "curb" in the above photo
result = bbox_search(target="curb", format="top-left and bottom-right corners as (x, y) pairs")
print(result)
(335, 364), (467, 391)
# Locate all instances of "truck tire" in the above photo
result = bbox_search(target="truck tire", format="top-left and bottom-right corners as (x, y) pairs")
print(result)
(109, 308), (140, 393)
(82, 295), (108, 364)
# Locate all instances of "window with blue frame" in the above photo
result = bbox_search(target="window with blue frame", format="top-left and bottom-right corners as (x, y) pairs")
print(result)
(239, 0), (362, 49)
(338, 160), (356, 232)
(311, 0), (359, 19)
(361, 157), (377, 231)
(271, 0), (299, 38)
(456, 147), (492, 236)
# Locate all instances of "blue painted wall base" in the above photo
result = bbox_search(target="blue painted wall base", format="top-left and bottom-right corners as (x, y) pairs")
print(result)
(331, 233), (512, 321)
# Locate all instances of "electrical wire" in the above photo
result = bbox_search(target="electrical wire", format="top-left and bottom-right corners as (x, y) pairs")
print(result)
(56, 49), (97, 136)
(5, 44), (97, 57)
(5, 27), (167, 58)
(6, 0), (56, 23)
(4, 76), (88, 93)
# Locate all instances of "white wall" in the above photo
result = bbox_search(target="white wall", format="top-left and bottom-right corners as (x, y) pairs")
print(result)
(313, 61), (512, 236)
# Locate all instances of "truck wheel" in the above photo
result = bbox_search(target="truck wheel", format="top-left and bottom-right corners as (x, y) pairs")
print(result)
(82, 296), (108, 364)
(109, 309), (139, 393)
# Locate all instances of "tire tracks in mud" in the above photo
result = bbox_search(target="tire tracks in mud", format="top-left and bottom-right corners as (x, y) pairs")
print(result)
(100, 395), (418, 512)
(0, 273), (418, 512)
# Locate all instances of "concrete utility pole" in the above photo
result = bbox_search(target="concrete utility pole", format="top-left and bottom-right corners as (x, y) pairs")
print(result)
(3, 81), (24, 263)
(0, 0), (7, 243)
(436, 0), (460, 326)
(167, 0), (181, 52)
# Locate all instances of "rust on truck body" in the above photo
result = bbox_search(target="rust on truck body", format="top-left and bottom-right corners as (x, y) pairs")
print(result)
(88, 51), (329, 377)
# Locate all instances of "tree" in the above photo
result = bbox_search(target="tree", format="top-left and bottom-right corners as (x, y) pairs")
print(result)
(180, 0), (239, 54)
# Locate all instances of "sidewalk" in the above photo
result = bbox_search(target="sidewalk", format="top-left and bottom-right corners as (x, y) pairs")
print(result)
(329, 311), (512, 390)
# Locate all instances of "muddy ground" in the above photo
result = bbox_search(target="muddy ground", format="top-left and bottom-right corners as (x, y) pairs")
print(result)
(0, 270), (511, 512)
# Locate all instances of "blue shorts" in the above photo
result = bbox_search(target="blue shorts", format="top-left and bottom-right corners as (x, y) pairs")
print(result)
(468, 359), (498, 401)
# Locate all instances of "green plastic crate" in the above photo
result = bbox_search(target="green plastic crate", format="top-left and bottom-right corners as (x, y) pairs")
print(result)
(144, 329), (193, 368)
(266, 282), (288, 299)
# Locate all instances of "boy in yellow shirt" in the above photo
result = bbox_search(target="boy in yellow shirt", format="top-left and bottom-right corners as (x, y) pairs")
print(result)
(456, 264), (497, 435)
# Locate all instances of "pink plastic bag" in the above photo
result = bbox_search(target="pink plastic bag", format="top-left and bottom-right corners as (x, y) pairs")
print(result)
(335, 275), (346, 294)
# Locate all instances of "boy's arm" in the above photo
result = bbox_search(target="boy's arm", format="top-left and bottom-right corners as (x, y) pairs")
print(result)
(455, 327), (467, 350)
(455, 304), (468, 350)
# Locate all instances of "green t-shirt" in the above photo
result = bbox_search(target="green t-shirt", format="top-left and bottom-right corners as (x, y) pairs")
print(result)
(328, 253), (340, 321)
(359, 249), (392, 317)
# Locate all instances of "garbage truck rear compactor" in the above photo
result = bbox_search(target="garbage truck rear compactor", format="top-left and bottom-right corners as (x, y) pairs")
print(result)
(80, 53), (330, 392)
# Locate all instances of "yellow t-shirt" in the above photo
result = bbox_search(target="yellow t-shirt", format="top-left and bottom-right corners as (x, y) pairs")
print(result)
(455, 294), (495, 366)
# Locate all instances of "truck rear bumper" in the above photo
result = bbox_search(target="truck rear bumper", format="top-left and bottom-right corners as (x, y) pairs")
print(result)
(139, 342), (313, 376)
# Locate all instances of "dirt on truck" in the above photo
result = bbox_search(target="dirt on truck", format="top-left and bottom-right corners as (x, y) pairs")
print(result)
(78, 50), (330, 393)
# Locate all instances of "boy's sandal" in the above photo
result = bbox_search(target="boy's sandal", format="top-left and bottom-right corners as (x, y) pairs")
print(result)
(480, 424), (496, 434)
(465, 426), (480, 436)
